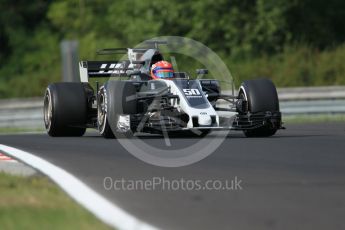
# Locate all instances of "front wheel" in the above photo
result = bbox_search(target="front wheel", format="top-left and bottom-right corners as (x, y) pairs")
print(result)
(97, 87), (114, 138)
(239, 79), (280, 137)
(97, 81), (137, 138)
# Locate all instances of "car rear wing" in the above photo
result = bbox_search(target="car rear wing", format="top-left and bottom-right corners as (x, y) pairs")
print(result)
(79, 60), (145, 82)
(79, 42), (167, 82)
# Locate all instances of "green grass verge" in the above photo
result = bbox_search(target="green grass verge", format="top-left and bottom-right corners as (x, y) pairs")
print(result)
(0, 173), (112, 230)
(0, 127), (45, 134)
(283, 114), (345, 124)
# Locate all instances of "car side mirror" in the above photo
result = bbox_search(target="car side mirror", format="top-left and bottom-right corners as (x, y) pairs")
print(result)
(196, 69), (208, 75)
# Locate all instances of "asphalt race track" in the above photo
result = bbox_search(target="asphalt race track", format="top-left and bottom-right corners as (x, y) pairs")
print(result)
(1, 123), (345, 230)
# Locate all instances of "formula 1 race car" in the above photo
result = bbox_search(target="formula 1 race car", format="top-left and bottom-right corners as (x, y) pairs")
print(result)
(43, 41), (283, 138)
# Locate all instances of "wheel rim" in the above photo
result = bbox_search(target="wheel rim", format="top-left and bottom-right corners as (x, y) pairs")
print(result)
(238, 90), (249, 114)
(43, 89), (52, 130)
(97, 91), (107, 132)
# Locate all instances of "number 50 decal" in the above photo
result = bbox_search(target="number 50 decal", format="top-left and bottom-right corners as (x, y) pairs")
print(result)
(183, 89), (201, 96)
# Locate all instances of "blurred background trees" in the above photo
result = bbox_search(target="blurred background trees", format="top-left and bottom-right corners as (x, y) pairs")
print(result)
(1, 0), (345, 98)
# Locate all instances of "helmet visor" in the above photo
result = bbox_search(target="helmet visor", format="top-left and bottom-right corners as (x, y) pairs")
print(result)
(155, 71), (174, 79)
(153, 67), (174, 79)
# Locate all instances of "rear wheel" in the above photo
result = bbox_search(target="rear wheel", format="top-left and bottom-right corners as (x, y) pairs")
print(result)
(44, 83), (87, 137)
(239, 79), (280, 137)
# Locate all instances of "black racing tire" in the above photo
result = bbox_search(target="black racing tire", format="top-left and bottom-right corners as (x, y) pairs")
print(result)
(100, 81), (137, 138)
(239, 79), (279, 137)
(44, 83), (87, 137)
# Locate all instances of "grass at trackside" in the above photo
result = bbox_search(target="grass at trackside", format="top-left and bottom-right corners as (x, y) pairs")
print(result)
(0, 173), (112, 230)
(283, 114), (345, 124)
(0, 127), (45, 134)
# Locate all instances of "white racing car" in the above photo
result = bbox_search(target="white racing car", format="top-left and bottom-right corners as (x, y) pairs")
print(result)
(43, 41), (283, 138)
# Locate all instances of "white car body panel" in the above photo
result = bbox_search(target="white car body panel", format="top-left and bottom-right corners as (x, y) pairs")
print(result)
(160, 79), (221, 128)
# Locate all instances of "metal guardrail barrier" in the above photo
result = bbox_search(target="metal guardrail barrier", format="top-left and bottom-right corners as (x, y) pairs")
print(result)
(1, 86), (345, 128)
(278, 86), (345, 115)
(0, 97), (44, 129)
(277, 86), (345, 101)
(280, 99), (345, 115)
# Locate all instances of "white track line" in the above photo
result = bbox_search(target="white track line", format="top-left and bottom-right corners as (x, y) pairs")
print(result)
(0, 144), (158, 230)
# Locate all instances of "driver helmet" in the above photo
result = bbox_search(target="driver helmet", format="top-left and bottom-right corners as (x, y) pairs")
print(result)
(151, 61), (174, 79)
